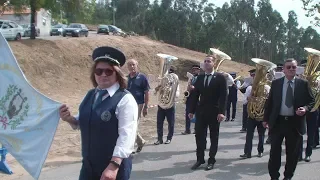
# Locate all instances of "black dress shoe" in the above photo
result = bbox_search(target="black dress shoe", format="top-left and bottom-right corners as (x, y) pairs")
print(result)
(191, 161), (205, 170)
(205, 163), (214, 171)
(181, 131), (191, 135)
(154, 140), (163, 145)
(231, 118), (235, 121)
(165, 139), (171, 144)
(266, 137), (271, 144)
(304, 156), (311, 162)
(240, 128), (246, 132)
(240, 153), (251, 158)
(257, 152), (263, 158)
(136, 142), (146, 153)
(225, 118), (230, 121)
(283, 178), (291, 180)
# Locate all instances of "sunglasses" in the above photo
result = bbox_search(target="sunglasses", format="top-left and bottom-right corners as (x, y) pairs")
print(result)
(286, 65), (297, 70)
(94, 68), (114, 76)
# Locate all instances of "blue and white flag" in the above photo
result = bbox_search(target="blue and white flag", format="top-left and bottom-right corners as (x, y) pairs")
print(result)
(0, 33), (61, 179)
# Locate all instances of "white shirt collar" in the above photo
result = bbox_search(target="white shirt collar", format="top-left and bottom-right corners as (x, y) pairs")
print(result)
(284, 76), (295, 84)
(96, 82), (120, 97)
(205, 70), (215, 76)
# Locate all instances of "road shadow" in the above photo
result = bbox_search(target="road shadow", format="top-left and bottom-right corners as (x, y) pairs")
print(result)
(131, 159), (197, 180)
(132, 150), (195, 164)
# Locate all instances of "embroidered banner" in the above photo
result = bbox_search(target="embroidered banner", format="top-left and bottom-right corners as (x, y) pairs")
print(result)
(0, 33), (61, 179)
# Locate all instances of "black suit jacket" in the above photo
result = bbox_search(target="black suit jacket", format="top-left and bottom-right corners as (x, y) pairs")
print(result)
(263, 77), (315, 135)
(190, 72), (228, 117)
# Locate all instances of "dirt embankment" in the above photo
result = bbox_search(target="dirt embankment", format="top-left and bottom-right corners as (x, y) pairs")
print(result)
(1, 35), (252, 179)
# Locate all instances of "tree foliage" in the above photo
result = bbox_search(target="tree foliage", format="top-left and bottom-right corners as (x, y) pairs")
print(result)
(2, 0), (320, 65)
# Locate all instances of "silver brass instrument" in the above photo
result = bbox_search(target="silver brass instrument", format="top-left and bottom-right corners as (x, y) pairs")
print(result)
(209, 48), (234, 86)
(247, 58), (276, 120)
(155, 53), (180, 109)
(183, 72), (194, 104)
(300, 47), (320, 112)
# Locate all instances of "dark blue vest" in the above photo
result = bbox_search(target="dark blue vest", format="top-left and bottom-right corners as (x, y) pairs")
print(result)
(228, 80), (239, 100)
(78, 88), (128, 174)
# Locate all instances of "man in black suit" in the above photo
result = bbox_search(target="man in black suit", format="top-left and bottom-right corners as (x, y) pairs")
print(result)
(263, 58), (315, 180)
(188, 54), (228, 171)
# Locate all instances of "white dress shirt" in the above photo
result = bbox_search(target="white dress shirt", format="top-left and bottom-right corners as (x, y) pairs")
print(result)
(280, 77), (295, 116)
(244, 85), (271, 105)
(204, 70), (215, 86)
(74, 82), (138, 159)
(235, 80), (241, 89)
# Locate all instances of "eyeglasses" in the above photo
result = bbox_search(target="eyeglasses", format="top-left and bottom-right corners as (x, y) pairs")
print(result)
(286, 65), (297, 70)
(94, 68), (114, 76)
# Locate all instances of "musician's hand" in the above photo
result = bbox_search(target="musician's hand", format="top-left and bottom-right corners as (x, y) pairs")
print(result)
(296, 107), (306, 116)
(100, 164), (119, 180)
(188, 113), (194, 120)
(262, 122), (268, 129)
(143, 107), (148, 117)
(217, 114), (225, 122)
(187, 85), (195, 91)
(59, 104), (73, 122)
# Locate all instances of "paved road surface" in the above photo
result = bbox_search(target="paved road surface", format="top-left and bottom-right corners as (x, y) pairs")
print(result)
(16, 120), (320, 180)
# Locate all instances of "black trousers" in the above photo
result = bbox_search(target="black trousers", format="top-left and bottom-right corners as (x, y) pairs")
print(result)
(242, 104), (248, 129)
(300, 110), (319, 157)
(268, 116), (302, 179)
(226, 97), (237, 119)
(195, 112), (220, 164)
(244, 118), (266, 155)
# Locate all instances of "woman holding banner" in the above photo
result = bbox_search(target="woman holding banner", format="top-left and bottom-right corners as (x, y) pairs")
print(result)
(59, 46), (138, 180)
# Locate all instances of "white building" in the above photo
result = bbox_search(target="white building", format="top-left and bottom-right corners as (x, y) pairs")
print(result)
(0, 8), (52, 36)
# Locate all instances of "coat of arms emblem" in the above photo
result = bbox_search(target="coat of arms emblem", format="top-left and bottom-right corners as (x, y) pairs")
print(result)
(0, 85), (29, 130)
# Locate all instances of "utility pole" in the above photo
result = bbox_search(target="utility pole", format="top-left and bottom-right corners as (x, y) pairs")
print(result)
(113, 0), (116, 25)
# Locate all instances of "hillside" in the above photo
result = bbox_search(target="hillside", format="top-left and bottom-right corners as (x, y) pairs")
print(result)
(1, 35), (253, 179)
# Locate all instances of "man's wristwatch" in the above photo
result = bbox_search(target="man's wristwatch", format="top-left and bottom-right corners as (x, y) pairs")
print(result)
(110, 160), (120, 168)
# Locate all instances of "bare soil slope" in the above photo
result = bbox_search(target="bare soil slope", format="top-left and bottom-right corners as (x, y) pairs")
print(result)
(1, 35), (252, 179)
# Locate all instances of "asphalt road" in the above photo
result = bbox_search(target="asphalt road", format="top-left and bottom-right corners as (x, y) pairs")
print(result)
(16, 119), (320, 180)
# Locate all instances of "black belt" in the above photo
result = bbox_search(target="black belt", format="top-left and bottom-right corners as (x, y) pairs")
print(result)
(279, 115), (294, 120)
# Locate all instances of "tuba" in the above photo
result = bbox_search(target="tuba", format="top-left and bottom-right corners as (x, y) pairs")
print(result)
(209, 48), (234, 86)
(301, 47), (320, 112)
(155, 53), (180, 109)
(247, 58), (277, 120)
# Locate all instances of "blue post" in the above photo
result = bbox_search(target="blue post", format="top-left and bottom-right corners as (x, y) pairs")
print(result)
(0, 145), (13, 174)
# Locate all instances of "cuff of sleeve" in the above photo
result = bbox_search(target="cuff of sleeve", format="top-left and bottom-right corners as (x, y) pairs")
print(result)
(112, 146), (132, 159)
(218, 109), (225, 115)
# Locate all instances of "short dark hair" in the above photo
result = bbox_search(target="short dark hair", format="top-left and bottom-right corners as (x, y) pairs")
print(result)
(285, 58), (297, 64)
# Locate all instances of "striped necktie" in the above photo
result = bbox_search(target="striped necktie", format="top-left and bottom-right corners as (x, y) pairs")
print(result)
(93, 90), (108, 109)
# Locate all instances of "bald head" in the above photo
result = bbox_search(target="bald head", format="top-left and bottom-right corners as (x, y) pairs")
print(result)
(127, 58), (139, 74)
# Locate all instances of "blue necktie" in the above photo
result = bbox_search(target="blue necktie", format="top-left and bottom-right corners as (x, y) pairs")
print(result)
(93, 90), (108, 109)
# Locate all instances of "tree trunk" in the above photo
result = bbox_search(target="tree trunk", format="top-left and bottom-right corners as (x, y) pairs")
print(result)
(30, 0), (36, 39)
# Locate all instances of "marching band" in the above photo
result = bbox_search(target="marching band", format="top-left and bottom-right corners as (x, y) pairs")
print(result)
(143, 47), (320, 180)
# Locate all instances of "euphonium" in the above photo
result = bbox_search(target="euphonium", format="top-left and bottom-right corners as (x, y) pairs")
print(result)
(155, 53), (179, 109)
(301, 47), (320, 112)
(247, 58), (277, 120)
(209, 48), (234, 86)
